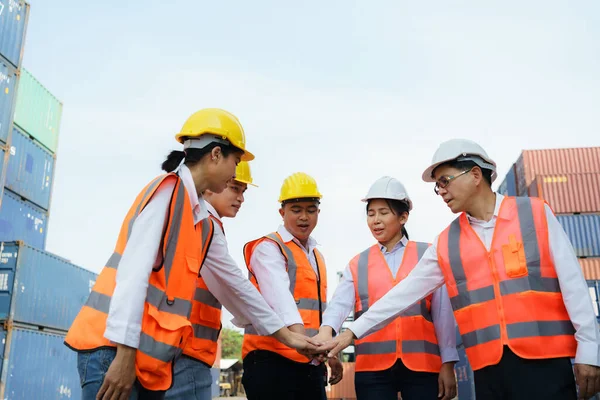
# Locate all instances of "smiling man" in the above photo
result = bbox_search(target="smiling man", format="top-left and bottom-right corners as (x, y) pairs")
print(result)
(240, 172), (340, 400)
(317, 139), (600, 400)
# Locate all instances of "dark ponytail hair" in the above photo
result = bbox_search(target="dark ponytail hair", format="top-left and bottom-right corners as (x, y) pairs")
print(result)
(161, 142), (242, 172)
(366, 198), (410, 239)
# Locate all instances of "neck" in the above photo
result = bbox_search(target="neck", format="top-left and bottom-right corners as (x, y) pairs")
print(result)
(188, 164), (209, 196)
(381, 231), (403, 252)
(466, 189), (496, 221)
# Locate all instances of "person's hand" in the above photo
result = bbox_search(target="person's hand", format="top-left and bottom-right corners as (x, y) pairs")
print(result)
(310, 326), (334, 362)
(273, 327), (320, 352)
(437, 362), (457, 400)
(574, 363), (600, 399)
(328, 356), (344, 385)
(97, 345), (137, 400)
(315, 329), (355, 358)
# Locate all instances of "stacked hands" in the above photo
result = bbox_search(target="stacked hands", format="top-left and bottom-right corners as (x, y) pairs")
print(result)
(278, 326), (458, 400)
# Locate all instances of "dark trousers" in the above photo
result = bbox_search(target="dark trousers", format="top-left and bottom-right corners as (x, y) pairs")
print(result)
(474, 346), (576, 400)
(354, 359), (439, 400)
(242, 350), (327, 400)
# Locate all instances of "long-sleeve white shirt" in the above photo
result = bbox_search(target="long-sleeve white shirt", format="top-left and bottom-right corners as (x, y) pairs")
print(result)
(349, 193), (600, 367)
(322, 236), (459, 363)
(104, 165), (284, 348)
(248, 225), (320, 327)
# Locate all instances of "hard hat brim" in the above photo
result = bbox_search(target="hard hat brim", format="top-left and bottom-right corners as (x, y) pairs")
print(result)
(422, 156), (498, 183)
(279, 196), (322, 204)
(234, 178), (258, 187)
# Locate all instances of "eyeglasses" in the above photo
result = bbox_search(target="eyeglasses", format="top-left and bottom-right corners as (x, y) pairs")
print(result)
(434, 167), (474, 195)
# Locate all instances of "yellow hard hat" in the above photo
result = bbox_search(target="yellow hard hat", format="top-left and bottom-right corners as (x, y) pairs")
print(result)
(278, 172), (322, 203)
(175, 108), (255, 161)
(234, 161), (257, 187)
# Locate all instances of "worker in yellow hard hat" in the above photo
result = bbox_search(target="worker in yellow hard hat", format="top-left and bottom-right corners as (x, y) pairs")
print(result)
(165, 161), (257, 400)
(66, 109), (318, 400)
(240, 172), (343, 400)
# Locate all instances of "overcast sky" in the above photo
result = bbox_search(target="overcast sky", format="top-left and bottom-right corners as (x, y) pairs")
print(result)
(22, 1), (599, 328)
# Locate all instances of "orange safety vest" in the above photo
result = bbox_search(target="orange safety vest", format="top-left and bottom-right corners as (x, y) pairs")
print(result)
(182, 214), (222, 366)
(437, 196), (577, 371)
(241, 232), (327, 362)
(65, 173), (214, 391)
(349, 241), (442, 373)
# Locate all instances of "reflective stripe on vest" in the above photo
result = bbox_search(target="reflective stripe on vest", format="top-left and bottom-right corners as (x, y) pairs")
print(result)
(181, 216), (223, 365)
(440, 196), (576, 370)
(351, 241), (441, 373)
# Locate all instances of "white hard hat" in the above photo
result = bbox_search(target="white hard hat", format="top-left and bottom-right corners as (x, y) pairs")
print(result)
(362, 176), (413, 211)
(422, 139), (497, 183)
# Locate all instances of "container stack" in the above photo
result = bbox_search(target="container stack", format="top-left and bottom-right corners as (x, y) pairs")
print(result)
(0, 2), (96, 398)
(498, 147), (600, 319)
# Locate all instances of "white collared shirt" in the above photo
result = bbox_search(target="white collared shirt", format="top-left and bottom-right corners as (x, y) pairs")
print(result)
(322, 236), (459, 363)
(248, 225), (321, 327)
(349, 193), (600, 367)
(105, 166), (284, 347)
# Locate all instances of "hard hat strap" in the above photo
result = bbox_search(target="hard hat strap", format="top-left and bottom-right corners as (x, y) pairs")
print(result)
(281, 197), (321, 206)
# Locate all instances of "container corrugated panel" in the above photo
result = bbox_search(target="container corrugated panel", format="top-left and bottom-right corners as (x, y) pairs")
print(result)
(0, 58), (17, 144)
(326, 362), (356, 399)
(211, 368), (220, 398)
(0, 145), (6, 194)
(0, 188), (47, 248)
(455, 344), (475, 400)
(581, 258), (600, 281)
(0, 242), (97, 330)
(498, 163), (517, 196)
(516, 148), (600, 196)
(0, 0), (29, 68)
(529, 173), (600, 214)
(5, 125), (55, 210)
(0, 324), (81, 400)
(13, 68), (63, 153)
(556, 214), (600, 257)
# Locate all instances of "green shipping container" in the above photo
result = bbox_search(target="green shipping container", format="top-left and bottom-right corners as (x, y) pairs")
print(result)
(13, 69), (62, 154)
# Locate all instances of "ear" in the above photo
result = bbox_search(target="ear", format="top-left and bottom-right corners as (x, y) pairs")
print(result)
(279, 207), (285, 218)
(471, 166), (483, 185)
(399, 211), (409, 225)
(210, 146), (222, 161)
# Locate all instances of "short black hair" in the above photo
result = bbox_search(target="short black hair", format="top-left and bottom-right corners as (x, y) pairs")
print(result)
(434, 160), (492, 187)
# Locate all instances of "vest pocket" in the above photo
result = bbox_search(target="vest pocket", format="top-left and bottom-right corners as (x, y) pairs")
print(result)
(502, 234), (528, 278)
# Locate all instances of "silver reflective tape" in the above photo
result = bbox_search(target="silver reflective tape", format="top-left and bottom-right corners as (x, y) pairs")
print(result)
(507, 320), (575, 339)
(138, 332), (180, 363)
(146, 284), (192, 318)
(355, 340), (396, 355)
(461, 325), (501, 348)
(86, 291), (111, 314)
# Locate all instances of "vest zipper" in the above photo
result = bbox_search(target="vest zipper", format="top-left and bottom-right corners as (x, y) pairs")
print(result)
(314, 252), (323, 325)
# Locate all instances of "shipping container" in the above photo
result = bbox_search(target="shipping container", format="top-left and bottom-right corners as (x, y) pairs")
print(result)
(0, 188), (47, 248)
(556, 214), (600, 257)
(587, 280), (599, 319)
(497, 163), (517, 196)
(515, 148), (600, 196)
(528, 173), (600, 214)
(0, 57), (17, 144)
(0, 0), (29, 69)
(5, 125), (55, 210)
(0, 324), (81, 400)
(13, 68), (63, 153)
(0, 241), (96, 330)
(0, 145), (6, 197)
(581, 258), (600, 281)
(211, 367), (220, 398)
